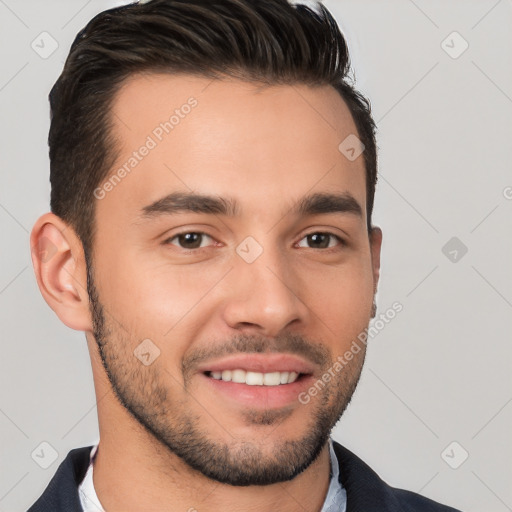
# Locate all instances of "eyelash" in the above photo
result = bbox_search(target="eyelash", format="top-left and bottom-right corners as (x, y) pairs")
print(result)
(163, 231), (347, 252)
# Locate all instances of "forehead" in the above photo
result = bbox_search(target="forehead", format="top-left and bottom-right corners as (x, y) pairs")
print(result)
(100, 72), (366, 224)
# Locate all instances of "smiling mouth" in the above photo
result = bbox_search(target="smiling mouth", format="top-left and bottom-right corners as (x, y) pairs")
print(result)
(204, 369), (309, 386)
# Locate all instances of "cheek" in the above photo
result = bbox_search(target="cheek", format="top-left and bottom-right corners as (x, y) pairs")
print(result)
(96, 252), (228, 333)
(95, 239), (374, 350)
(301, 260), (374, 338)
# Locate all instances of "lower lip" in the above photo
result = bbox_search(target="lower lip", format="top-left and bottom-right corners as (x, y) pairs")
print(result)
(200, 373), (314, 409)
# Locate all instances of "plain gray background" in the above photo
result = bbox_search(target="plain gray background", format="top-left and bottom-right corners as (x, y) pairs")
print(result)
(1, 1), (511, 511)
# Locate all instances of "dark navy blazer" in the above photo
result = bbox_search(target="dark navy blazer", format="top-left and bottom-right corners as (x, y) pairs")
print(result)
(27, 441), (463, 511)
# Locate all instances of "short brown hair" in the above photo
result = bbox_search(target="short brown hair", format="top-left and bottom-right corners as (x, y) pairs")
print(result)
(49, 0), (378, 256)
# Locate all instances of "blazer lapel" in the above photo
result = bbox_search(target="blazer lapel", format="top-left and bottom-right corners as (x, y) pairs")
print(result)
(28, 445), (92, 512)
(332, 441), (407, 512)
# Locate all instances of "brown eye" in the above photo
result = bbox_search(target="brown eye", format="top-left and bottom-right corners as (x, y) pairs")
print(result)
(297, 232), (344, 249)
(166, 232), (214, 250)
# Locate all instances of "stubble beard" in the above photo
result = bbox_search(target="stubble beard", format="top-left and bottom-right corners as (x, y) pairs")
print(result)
(85, 258), (366, 486)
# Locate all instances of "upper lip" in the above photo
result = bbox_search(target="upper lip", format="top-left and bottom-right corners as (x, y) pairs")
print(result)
(197, 353), (316, 375)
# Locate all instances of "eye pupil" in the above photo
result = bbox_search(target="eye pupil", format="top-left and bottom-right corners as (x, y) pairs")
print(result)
(179, 233), (202, 248)
(308, 233), (329, 249)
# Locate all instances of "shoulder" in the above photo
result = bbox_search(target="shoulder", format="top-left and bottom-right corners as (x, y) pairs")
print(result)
(331, 441), (463, 512)
(27, 445), (93, 512)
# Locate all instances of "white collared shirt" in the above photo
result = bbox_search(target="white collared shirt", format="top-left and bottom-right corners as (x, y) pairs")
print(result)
(78, 438), (347, 511)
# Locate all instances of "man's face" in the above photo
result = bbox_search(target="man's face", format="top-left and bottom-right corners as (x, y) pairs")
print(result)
(87, 73), (381, 485)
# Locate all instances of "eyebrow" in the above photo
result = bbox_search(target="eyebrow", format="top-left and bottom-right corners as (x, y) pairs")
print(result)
(140, 191), (363, 220)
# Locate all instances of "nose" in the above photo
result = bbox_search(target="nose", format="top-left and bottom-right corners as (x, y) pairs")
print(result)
(221, 245), (311, 338)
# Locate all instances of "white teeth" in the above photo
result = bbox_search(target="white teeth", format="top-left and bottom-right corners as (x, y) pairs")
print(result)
(231, 369), (246, 383)
(263, 372), (281, 386)
(246, 371), (264, 385)
(208, 369), (301, 386)
(287, 371), (298, 384)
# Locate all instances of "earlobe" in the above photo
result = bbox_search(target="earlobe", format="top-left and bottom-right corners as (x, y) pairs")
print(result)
(30, 213), (93, 332)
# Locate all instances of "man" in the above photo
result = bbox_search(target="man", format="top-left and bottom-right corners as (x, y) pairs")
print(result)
(28, 0), (463, 510)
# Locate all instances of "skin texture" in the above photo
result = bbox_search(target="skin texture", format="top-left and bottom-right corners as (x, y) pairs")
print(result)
(31, 73), (382, 512)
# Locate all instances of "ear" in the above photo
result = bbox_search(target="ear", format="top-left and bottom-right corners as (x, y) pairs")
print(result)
(369, 226), (383, 295)
(30, 212), (93, 331)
